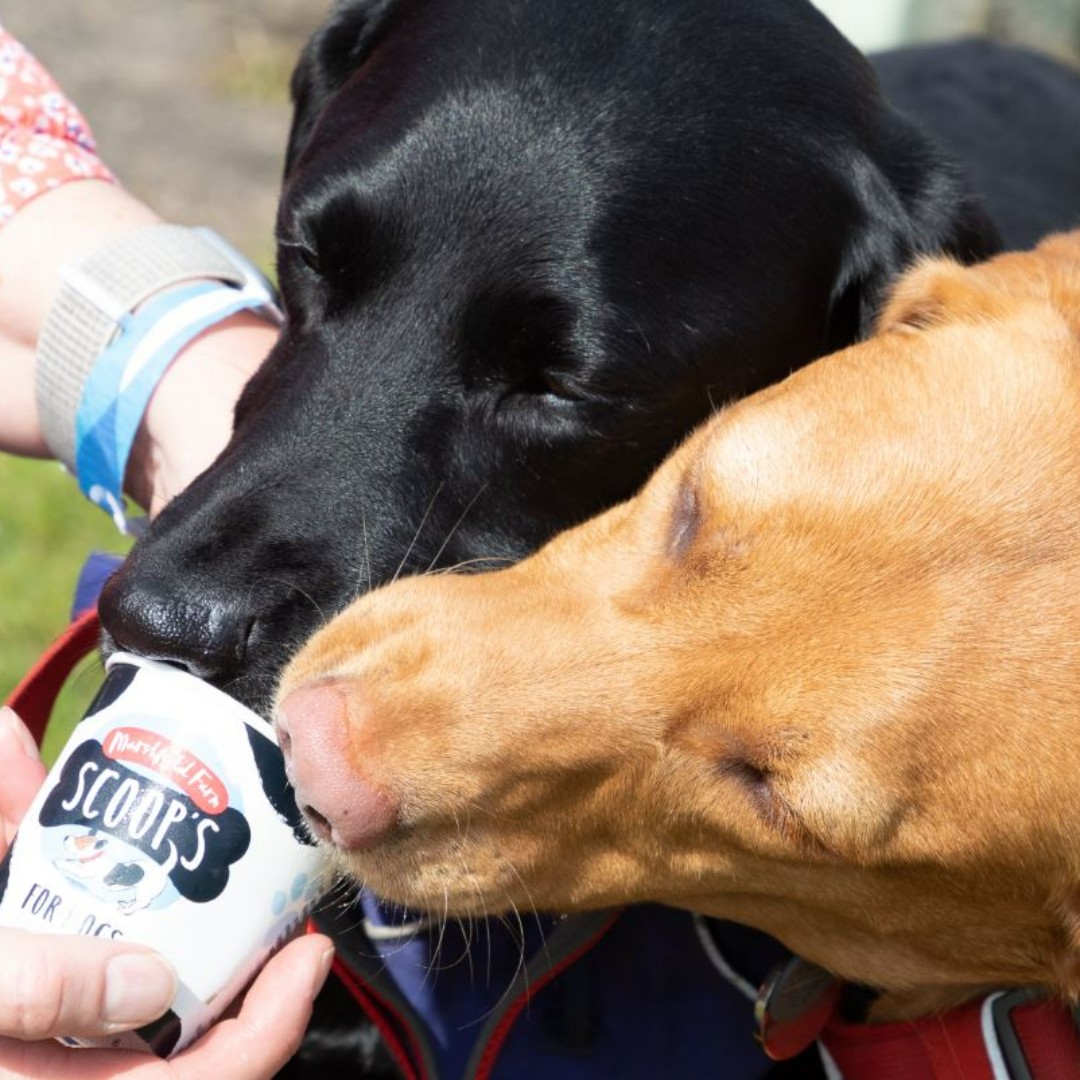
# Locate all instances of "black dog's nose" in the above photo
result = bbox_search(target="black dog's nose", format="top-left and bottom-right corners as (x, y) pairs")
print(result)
(99, 569), (253, 680)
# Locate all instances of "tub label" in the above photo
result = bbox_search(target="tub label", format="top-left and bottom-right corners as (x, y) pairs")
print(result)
(38, 735), (251, 908)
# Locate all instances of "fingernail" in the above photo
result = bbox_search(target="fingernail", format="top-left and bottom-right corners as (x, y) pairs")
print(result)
(0, 706), (40, 762)
(312, 944), (335, 995)
(104, 952), (178, 1026)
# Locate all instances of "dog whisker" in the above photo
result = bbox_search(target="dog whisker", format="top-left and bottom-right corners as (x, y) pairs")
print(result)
(423, 885), (450, 982)
(928, 1013), (965, 1076)
(307, 860), (343, 900)
(460, 901), (533, 1029)
(68, 656), (108, 695)
(505, 898), (531, 1015)
(424, 483), (490, 574)
(458, 914), (476, 985)
(430, 555), (516, 576)
(392, 482), (446, 585)
(360, 500), (372, 595)
(483, 893), (494, 987)
(449, 807), (478, 984)
(501, 856), (551, 974)
(264, 575), (329, 628)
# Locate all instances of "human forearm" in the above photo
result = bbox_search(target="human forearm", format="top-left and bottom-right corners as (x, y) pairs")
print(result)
(0, 179), (157, 457)
(0, 179), (276, 513)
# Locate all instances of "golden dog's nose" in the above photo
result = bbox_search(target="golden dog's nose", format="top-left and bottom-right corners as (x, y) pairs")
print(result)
(276, 681), (398, 851)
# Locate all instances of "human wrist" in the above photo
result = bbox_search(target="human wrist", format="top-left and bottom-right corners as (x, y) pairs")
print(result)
(32, 222), (280, 529)
(125, 311), (276, 517)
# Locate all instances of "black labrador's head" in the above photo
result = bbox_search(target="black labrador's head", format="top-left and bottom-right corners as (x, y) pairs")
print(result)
(100, 0), (998, 707)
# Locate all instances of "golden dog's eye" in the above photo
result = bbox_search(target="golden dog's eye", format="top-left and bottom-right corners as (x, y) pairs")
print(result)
(668, 476), (700, 557)
(720, 756), (805, 844)
(718, 756), (772, 805)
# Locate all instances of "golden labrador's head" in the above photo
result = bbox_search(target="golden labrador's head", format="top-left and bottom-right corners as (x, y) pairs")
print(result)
(276, 231), (1080, 1013)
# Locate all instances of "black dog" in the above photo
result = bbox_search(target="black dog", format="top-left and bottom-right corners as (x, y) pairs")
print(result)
(98, 2), (1080, 1077)
(873, 37), (1080, 250)
(100, 0), (1003, 699)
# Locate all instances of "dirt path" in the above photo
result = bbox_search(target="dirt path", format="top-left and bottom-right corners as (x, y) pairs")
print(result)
(2, 0), (324, 263)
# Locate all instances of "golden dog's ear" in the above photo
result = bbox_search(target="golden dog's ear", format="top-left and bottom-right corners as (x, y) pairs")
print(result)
(1035, 229), (1080, 268)
(876, 256), (1000, 334)
(1039, 231), (1080, 337)
(880, 232), (1080, 338)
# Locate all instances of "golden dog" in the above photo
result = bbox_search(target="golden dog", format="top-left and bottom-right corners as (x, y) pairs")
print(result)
(276, 230), (1080, 1021)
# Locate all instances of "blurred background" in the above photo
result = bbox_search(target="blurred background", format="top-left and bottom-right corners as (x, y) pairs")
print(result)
(817, 0), (1080, 58)
(0, 0), (1077, 743)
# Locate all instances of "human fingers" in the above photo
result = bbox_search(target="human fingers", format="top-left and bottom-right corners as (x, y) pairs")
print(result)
(0, 930), (176, 1042)
(0, 1029), (161, 1079)
(167, 934), (334, 1080)
(0, 936), (332, 1080)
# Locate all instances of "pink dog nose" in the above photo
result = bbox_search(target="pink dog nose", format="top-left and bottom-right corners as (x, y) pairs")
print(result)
(276, 681), (398, 851)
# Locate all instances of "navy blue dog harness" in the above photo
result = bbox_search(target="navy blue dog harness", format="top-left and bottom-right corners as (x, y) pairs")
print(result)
(322, 897), (793, 1080)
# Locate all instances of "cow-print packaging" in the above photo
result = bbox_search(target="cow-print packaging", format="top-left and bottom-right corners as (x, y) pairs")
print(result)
(0, 653), (327, 1056)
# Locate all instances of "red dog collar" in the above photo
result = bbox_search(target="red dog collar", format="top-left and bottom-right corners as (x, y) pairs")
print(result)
(757, 958), (1080, 1079)
(5, 607), (102, 745)
(822, 989), (1080, 1080)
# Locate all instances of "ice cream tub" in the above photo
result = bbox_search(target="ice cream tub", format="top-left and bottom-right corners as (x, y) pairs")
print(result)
(0, 651), (327, 1057)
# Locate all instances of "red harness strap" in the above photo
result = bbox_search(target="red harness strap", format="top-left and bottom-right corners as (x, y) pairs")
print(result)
(4, 607), (101, 745)
(821, 992), (1080, 1080)
(316, 941), (424, 1080)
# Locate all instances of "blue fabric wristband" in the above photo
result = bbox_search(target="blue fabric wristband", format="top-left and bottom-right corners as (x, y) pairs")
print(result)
(73, 277), (276, 533)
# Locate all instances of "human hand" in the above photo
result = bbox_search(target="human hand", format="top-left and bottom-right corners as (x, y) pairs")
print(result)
(0, 707), (333, 1079)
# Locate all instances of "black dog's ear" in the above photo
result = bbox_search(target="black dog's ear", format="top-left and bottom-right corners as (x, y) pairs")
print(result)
(286, 0), (398, 174)
(825, 113), (1002, 352)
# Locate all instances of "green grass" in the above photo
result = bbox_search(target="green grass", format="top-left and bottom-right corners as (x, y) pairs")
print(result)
(0, 454), (132, 760)
(207, 29), (296, 106)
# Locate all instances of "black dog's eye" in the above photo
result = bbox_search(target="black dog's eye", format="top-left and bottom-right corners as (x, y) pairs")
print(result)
(463, 292), (585, 406)
(510, 369), (581, 403)
(278, 238), (323, 276)
(296, 245), (323, 276)
(299, 247), (322, 275)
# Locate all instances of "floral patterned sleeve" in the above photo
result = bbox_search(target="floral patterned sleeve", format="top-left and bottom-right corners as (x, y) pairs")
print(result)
(0, 24), (115, 226)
